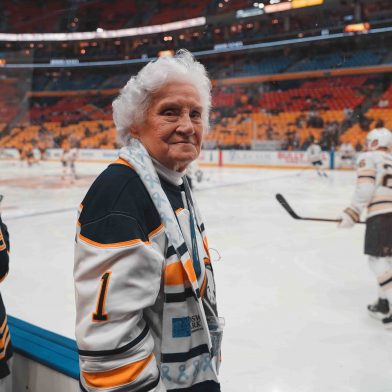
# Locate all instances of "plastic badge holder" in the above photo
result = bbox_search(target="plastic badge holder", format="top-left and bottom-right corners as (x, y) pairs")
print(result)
(206, 316), (225, 373)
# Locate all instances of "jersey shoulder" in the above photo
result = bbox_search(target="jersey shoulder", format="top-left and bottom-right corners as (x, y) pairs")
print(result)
(79, 163), (162, 243)
(356, 151), (376, 168)
(80, 163), (151, 224)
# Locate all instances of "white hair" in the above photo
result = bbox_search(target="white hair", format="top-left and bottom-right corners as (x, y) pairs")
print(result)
(112, 49), (212, 145)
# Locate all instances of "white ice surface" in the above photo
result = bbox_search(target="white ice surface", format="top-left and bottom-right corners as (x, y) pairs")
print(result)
(1, 160), (391, 392)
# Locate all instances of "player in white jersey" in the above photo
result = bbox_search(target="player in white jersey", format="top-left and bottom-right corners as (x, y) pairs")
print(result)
(186, 161), (204, 189)
(338, 127), (392, 328)
(306, 140), (327, 177)
(339, 142), (355, 167)
(61, 145), (78, 182)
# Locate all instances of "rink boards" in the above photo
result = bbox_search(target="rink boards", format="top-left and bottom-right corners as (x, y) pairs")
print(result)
(0, 147), (354, 169)
(1, 158), (389, 392)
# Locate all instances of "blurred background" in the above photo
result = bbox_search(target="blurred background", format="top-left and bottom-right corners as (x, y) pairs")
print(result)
(0, 0), (391, 156)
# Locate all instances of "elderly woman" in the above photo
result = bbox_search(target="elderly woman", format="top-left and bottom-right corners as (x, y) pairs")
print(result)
(74, 50), (222, 392)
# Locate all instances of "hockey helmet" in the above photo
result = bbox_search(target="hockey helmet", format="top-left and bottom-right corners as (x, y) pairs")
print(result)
(366, 127), (392, 150)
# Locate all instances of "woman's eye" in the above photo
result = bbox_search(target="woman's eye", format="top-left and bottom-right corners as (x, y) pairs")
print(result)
(162, 109), (176, 116)
(191, 111), (201, 119)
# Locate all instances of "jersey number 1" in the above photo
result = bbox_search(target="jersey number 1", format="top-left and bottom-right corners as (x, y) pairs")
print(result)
(93, 272), (111, 322)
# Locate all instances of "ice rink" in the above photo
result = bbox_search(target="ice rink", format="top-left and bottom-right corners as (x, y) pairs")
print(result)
(1, 159), (391, 392)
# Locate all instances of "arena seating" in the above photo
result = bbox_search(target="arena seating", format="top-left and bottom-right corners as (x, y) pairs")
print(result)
(0, 10), (390, 154)
(147, 0), (209, 25)
(258, 87), (364, 111)
(231, 57), (292, 77)
(0, 72), (380, 151)
(2, 0), (62, 33)
(289, 50), (385, 72)
(0, 78), (22, 124)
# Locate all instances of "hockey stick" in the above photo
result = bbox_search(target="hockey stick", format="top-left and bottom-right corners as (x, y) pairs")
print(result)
(275, 193), (366, 224)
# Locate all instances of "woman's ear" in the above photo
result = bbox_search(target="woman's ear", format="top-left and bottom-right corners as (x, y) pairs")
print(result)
(129, 126), (140, 139)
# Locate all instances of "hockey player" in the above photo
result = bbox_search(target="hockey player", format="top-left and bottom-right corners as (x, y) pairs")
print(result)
(19, 144), (37, 167)
(338, 127), (392, 328)
(339, 141), (355, 168)
(306, 139), (327, 177)
(186, 161), (204, 189)
(61, 143), (78, 182)
(0, 198), (13, 390)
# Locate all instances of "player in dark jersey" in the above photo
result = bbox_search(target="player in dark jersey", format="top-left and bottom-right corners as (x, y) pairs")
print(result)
(0, 197), (13, 390)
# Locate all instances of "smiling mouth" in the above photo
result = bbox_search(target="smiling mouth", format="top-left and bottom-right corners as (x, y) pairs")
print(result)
(172, 141), (195, 145)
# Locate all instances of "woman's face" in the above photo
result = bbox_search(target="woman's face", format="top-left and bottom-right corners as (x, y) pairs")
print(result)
(131, 82), (205, 172)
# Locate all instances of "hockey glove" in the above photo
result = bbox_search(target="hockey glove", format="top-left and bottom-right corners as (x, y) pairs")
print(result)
(338, 207), (359, 228)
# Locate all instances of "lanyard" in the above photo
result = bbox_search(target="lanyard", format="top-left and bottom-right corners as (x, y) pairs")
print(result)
(183, 177), (202, 279)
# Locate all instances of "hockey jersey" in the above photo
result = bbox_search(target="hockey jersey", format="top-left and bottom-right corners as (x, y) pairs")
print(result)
(0, 217), (12, 379)
(306, 144), (323, 163)
(62, 148), (78, 163)
(349, 150), (392, 219)
(74, 160), (220, 392)
(340, 143), (355, 158)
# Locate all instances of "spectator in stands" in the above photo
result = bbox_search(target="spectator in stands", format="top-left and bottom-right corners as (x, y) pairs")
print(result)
(266, 124), (275, 140)
(355, 141), (363, 152)
(74, 50), (222, 392)
(378, 98), (389, 108)
(358, 113), (373, 131)
(343, 107), (354, 120)
(374, 118), (386, 129)
(301, 135), (314, 150)
(307, 109), (324, 128)
(291, 131), (300, 150)
(0, 203), (13, 391)
(296, 114), (307, 129)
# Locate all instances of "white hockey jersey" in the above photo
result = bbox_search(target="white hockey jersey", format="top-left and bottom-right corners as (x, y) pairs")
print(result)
(74, 156), (221, 392)
(306, 144), (323, 163)
(349, 150), (392, 219)
(340, 143), (354, 158)
(62, 148), (78, 163)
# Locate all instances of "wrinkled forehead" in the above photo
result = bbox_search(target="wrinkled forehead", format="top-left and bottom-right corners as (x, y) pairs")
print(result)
(150, 81), (202, 106)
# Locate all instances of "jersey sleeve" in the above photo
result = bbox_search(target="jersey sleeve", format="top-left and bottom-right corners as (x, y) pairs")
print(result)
(0, 218), (10, 282)
(349, 153), (377, 217)
(74, 209), (166, 392)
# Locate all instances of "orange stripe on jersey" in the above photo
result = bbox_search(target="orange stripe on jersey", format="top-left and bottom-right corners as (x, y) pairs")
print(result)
(79, 234), (150, 248)
(176, 208), (184, 215)
(148, 224), (164, 239)
(0, 273), (8, 284)
(357, 169), (376, 176)
(0, 318), (7, 336)
(202, 237), (210, 257)
(0, 229), (5, 252)
(183, 258), (197, 284)
(164, 262), (186, 286)
(113, 158), (134, 169)
(0, 334), (11, 359)
(368, 203), (392, 214)
(83, 353), (153, 388)
(371, 195), (392, 202)
(357, 178), (375, 184)
(0, 326), (9, 350)
(200, 274), (207, 297)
